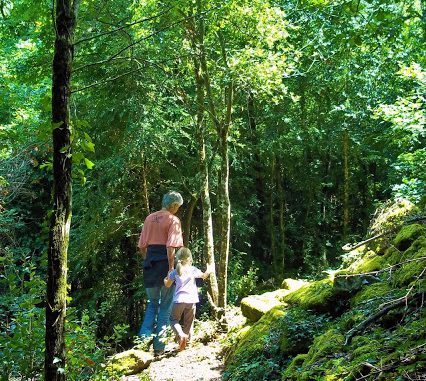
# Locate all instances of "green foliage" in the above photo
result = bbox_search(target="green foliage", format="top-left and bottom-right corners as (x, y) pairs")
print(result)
(227, 251), (259, 304)
(374, 63), (426, 202)
(0, 250), (45, 381)
(280, 308), (332, 355)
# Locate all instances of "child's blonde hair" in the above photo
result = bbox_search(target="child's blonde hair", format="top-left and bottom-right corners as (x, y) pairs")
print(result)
(176, 247), (193, 276)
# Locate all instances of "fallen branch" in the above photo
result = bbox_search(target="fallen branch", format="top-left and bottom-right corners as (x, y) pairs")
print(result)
(345, 291), (425, 346)
(342, 232), (387, 252)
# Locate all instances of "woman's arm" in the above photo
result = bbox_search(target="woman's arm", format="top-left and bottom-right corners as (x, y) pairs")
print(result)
(164, 275), (174, 288)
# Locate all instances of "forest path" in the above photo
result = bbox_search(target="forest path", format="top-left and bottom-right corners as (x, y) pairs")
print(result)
(146, 334), (225, 381)
(121, 309), (245, 381)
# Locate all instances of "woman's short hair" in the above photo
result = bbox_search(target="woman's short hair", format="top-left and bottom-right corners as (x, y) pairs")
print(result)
(162, 191), (183, 209)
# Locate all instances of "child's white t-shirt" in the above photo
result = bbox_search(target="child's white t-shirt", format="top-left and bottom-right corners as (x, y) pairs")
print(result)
(168, 266), (203, 304)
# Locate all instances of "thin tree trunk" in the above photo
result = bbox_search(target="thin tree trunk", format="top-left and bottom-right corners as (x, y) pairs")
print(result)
(141, 152), (150, 216)
(217, 127), (231, 312)
(45, 1), (78, 379)
(343, 128), (349, 240)
(188, 2), (219, 307)
(270, 154), (276, 263)
(276, 162), (285, 275)
(182, 193), (198, 246)
(215, 31), (232, 319)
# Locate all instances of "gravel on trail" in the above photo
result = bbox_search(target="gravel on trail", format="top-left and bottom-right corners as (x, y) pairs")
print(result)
(148, 336), (224, 381)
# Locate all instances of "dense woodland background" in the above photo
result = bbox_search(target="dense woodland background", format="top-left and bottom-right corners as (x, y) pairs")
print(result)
(0, 0), (425, 379)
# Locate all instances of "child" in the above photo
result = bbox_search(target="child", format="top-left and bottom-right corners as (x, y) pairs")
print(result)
(164, 247), (211, 351)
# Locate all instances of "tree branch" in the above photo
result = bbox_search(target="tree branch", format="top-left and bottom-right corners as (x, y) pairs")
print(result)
(74, 7), (173, 46)
(345, 291), (425, 346)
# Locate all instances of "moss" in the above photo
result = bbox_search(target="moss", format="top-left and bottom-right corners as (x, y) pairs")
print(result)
(353, 254), (385, 273)
(349, 337), (382, 361)
(391, 237), (426, 287)
(226, 305), (287, 366)
(369, 199), (416, 235)
(281, 354), (308, 380)
(105, 349), (153, 377)
(351, 282), (392, 307)
(240, 289), (288, 322)
(283, 278), (335, 312)
(382, 246), (401, 266)
(281, 278), (309, 291)
(303, 329), (344, 366)
(393, 224), (426, 251)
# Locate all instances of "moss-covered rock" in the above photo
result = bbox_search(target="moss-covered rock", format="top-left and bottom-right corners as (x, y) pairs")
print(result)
(369, 199), (416, 235)
(281, 278), (309, 291)
(303, 329), (345, 366)
(240, 289), (288, 322)
(226, 306), (286, 365)
(353, 254), (385, 273)
(283, 278), (336, 313)
(333, 273), (381, 299)
(351, 282), (392, 307)
(281, 354), (308, 380)
(106, 349), (153, 377)
(391, 236), (426, 287)
(393, 223), (426, 251)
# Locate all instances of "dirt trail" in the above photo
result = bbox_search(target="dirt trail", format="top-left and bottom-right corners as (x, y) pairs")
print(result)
(121, 309), (244, 381)
(147, 336), (225, 381)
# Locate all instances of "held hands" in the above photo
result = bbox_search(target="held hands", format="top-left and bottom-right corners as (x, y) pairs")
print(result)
(164, 271), (174, 288)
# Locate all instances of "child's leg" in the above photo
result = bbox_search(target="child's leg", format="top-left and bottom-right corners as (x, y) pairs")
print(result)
(182, 304), (196, 338)
(170, 303), (186, 338)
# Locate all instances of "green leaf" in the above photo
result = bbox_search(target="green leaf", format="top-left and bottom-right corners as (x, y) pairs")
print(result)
(73, 152), (84, 164)
(82, 140), (95, 153)
(84, 158), (94, 169)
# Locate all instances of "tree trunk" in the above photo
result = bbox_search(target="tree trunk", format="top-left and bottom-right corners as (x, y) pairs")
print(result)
(276, 162), (286, 275)
(342, 128), (350, 240)
(182, 193), (198, 247)
(215, 31), (233, 322)
(217, 127), (231, 311)
(141, 152), (150, 216)
(269, 154), (276, 264)
(45, 1), (78, 380)
(187, 2), (219, 307)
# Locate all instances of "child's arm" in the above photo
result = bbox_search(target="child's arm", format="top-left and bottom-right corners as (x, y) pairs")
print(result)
(201, 263), (214, 280)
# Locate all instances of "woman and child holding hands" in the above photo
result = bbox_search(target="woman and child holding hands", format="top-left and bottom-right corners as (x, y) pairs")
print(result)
(137, 191), (211, 355)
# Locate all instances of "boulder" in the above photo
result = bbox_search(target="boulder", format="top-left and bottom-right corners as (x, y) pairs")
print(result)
(281, 278), (309, 291)
(393, 223), (426, 251)
(106, 348), (153, 377)
(240, 289), (288, 322)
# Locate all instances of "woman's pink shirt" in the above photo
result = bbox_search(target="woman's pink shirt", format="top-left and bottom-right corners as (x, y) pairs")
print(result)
(138, 210), (183, 249)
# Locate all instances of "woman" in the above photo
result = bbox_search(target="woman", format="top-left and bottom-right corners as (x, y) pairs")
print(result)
(137, 191), (183, 356)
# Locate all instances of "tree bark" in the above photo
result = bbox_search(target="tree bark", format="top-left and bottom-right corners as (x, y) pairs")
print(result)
(140, 152), (150, 216)
(269, 154), (277, 264)
(342, 128), (350, 240)
(182, 193), (198, 247)
(215, 31), (233, 320)
(217, 126), (231, 312)
(45, 1), (78, 380)
(276, 162), (286, 275)
(187, 2), (219, 307)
